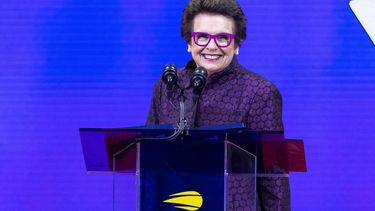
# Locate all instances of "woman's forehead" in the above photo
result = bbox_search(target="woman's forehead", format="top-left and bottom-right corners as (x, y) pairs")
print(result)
(192, 13), (235, 34)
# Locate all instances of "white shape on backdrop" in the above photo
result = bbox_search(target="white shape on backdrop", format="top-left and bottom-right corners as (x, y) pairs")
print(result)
(350, 0), (375, 45)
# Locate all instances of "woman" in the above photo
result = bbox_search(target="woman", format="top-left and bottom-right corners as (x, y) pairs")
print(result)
(147, 0), (290, 210)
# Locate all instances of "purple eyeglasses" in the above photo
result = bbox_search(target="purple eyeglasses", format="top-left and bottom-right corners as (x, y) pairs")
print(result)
(191, 32), (235, 48)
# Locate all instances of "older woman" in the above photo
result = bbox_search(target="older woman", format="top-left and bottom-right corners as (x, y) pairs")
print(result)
(147, 0), (290, 210)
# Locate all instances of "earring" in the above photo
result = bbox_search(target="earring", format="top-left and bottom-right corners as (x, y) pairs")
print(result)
(235, 49), (239, 55)
(187, 46), (191, 52)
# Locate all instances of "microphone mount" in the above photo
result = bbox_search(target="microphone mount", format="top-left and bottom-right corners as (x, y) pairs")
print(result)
(160, 65), (208, 135)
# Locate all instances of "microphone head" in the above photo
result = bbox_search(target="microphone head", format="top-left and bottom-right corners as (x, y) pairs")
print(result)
(162, 64), (178, 85)
(164, 64), (177, 72)
(194, 66), (208, 76)
(191, 67), (208, 88)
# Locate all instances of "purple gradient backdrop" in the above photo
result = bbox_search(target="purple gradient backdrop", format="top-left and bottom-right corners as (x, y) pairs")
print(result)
(0, 0), (374, 210)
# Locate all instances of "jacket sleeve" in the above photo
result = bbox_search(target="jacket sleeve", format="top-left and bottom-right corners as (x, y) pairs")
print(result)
(146, 79), (162, 125)
(247, 82), (284, 131)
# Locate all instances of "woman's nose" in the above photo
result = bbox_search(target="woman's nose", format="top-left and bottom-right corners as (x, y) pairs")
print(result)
(205, 38), (218, 49)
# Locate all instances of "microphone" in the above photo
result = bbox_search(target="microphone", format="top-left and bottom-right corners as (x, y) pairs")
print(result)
(190, 67), (208, 104)
(162, 64), (178, 99)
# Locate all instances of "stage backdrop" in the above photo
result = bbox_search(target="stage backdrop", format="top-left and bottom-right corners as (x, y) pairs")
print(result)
(0, 0), (374, 210)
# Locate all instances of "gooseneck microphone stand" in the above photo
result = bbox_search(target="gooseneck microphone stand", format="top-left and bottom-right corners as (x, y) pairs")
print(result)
(112, 65), (208, 158)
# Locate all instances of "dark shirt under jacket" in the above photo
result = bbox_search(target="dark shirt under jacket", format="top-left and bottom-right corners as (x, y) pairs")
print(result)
(146, 57), (290, 211)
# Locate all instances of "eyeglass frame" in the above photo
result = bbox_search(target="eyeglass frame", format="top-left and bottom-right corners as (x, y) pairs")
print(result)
(190, 32), (236, 48)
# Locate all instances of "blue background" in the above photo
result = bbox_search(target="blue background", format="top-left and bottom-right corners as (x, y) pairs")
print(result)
(0, 0), (374, 210)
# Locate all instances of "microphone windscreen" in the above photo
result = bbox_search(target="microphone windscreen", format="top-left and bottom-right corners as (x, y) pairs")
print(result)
(162, 64), (178, 85)
(191, 67), (207, 88)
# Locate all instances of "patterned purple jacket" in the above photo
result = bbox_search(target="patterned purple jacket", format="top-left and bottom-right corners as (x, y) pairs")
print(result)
(146, 57), (290, 211)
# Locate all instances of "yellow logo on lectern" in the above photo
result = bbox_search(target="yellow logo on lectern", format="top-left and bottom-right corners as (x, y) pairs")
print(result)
(163, 191), (203, 211)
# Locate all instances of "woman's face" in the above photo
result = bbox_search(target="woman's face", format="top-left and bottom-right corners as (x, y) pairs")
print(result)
(188, 13), (238, 76)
